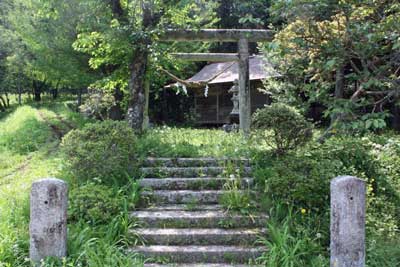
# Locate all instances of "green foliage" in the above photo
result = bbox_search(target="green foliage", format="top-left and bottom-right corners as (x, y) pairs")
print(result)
(256, 136), (376, 210)
(265, 0), (400, 131)
(366, 237), (400, 267)
(136, 126), (252, 158)
(252, 104), (313, 155)
(254, 133), (400, 246)
(69, 183), (123, 225)
(220, 178), (254, 214)
(0, 106), (52, 154)
(257, 205), (328, 267)
(79, 89), (117, 120)
(61, 120), (137, 184)
(0, 101), (144, 266)
(7, 0), (97, 90)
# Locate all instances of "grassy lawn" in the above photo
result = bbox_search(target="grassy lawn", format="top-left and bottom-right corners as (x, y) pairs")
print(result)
(137, 126), (256, 158)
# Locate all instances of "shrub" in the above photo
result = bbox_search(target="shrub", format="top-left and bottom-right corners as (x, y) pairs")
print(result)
(61, 120), (137, 184)
(69, 183), (123, 225)
(256, 134), (400, 243)
(80, 89), (116, 120)
(252, 103), (313, 155)
(256, 137), (377, 210)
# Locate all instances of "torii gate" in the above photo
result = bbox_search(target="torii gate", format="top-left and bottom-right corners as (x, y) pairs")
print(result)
(160, 29), (273, 135)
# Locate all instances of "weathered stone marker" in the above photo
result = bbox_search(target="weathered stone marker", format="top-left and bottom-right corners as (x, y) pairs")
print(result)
(331, 176), (366, 267)
(30, 178), (68, 263)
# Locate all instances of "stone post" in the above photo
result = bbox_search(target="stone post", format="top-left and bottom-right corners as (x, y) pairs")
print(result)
(331, 176), (366, 267)
(30, 178), (68, 263)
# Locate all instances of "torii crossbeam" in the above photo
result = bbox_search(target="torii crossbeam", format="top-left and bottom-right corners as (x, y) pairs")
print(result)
(160, 29), (273, 135)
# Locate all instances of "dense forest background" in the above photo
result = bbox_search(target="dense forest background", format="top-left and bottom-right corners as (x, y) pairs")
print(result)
(1, 0), (398, 134)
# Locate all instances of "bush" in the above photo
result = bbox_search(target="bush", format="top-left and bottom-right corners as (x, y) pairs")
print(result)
(256, 136), (377, 210)
(69, 183), (123, 225)
(252, 103), (313, 155)
(61, 120), (137, 184)
(80, 89), (116, 120)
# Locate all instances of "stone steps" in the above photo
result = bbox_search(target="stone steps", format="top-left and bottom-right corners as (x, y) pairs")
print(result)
(143, 158), (251, 168)
(133, 228), (266, 246)
(139, 177), (254, 190)
(130, 157), (266, 265)
(144, 264), (263, 267)
(140, 167), (252, 178)
(141, 190), (227, 204)
(143, 204), (224, 211)
(131, 209), (268, 228)
(130, 245), (266, 264)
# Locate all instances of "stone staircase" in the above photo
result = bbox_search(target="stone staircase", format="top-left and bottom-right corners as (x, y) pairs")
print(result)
(130, 158), (267, 266)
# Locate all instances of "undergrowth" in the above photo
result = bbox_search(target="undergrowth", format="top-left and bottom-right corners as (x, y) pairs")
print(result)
(0, 102), (143, 267)
(1, 99), (400, 266)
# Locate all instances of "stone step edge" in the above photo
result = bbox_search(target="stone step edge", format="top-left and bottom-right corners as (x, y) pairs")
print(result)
(140, 167), (252, 171)
(140, 177), (253, 180)
(131, 228), (266, 246)
(139, 178), (254, 191)
(131, 210), (268, 218)
(142, 204), (224, 211)
(130, 245), (265, 263)
(143, 157), (251, 166)
(134, 228), (266, 235)
(141, 190), (254, 194)
(144, 264), (263, 267)
(131, 245), (266, 251)
(140, 190), (254, 204)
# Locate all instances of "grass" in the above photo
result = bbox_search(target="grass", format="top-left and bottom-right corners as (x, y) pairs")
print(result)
(257, 205), (329, 267)
(0, 100), (143, 267)
(137, 126), (256, 158)
(0, 104), (71, 266)
(1, 98), (400, 266)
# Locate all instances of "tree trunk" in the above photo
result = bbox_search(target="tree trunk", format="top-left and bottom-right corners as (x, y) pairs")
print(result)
(143, 75), (150, 130)
(33, 80), (42, 102)
(51, 88), (58, 99)
(5, 92), (10, 107)
(126, 49), (149, 132)
(34, 89), (41, 102)
(126, 1), (156, 132)
(390, 102), (400, 131)
(331, 65), (345, 122)
(334, 66), (345, 99)
(109, 86), (124, 120)
(77, 88), (83, 107)
(0, 95), (7, 111)
(18, 76), (22, 105)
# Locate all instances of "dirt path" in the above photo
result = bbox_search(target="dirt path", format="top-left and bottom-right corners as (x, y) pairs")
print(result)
(37, 111), (75, 140)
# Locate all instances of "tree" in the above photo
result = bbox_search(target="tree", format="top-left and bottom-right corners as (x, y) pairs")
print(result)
(264, 0), (400, 138)
(73, 0), (218, 131)
(5, 0), (99, 102)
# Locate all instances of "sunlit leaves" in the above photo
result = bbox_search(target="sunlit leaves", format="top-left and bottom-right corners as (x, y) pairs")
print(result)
(264, 0), (400, 131)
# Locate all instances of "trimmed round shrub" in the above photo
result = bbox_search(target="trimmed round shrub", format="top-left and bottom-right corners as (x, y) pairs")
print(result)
(61, 120), (137, 184)
(252, 103), (313, 155)
(69, 183), (122, 225)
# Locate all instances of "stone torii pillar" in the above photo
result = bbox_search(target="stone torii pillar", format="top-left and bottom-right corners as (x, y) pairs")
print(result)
(160, 29), (273, 135)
